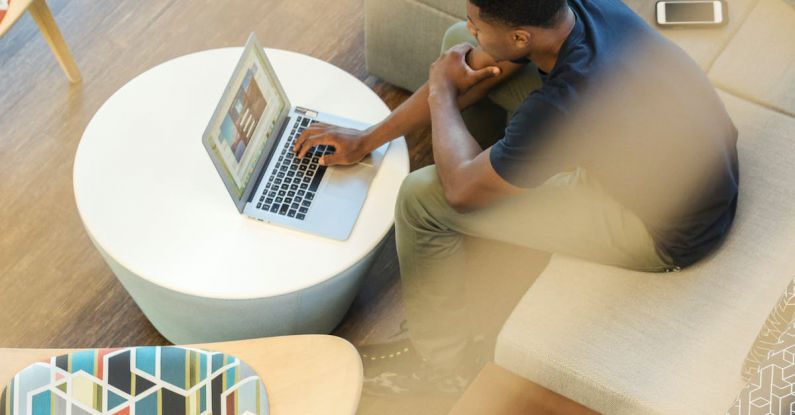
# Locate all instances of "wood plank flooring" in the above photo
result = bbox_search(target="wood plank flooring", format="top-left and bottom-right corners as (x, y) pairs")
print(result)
(0, 0), (414, 348)
(0, 1), (563, 413)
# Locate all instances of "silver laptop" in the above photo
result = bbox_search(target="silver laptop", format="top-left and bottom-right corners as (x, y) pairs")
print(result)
(202, 33), (388, 240)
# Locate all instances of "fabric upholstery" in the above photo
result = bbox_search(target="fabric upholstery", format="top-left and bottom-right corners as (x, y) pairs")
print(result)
(624, 0), (759, 70)
(0, 346), (269, 415)
(415, 0), (465, 20)
(493, 92), (795, 415)
(728, 323), (795, 415)
(742, 277), (795, 381)
(365, 0), (460, 91)
(709, 0), (795, 116)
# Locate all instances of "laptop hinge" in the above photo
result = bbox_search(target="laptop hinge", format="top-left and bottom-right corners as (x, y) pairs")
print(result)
(295, 106), (318, 118)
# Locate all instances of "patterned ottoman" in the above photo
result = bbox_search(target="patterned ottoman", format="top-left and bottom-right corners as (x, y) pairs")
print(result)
(0, 346), (269, 415)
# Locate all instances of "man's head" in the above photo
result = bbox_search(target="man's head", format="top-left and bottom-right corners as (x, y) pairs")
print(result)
(466, 0), (569, 61)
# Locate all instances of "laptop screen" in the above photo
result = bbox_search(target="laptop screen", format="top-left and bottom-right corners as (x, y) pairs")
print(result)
(204, 36), (288, 201)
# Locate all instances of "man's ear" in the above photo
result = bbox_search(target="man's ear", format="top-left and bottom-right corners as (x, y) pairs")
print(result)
(512, 29), (532, 48)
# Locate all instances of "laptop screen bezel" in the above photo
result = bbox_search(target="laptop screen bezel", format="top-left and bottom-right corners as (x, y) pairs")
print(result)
(202, 33), (292, 213)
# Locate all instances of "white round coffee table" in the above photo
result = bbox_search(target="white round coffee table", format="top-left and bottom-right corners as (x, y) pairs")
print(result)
(73, 48), (409, 344)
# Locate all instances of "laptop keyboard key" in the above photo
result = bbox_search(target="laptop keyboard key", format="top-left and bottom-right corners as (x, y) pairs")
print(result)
(309, 167), (326, 192)
(288, 210), (296, 218)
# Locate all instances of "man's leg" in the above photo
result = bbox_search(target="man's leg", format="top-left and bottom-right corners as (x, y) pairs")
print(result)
(395, 165), (672, 373)
(387, 23), (546, 375)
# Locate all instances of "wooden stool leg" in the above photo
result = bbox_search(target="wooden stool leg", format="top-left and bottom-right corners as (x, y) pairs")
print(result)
(27, 0), (82, 83)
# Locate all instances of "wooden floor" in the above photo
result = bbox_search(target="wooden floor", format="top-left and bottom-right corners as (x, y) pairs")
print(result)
(0, 1), (564, 413)
(0, 0), (416, 348)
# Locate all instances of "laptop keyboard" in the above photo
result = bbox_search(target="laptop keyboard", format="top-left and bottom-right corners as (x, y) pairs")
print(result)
(255, 115), (333, 221)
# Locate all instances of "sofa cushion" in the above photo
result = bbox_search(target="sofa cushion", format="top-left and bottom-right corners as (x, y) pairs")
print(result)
(742, 276), (795, 381)
(728, 322), (795, 415)
(709, 0), (795, 116)
(0, 346), (269, 414)
(416, 0), (465, 20)
(494, 92), (795, 415)
(624, 0), (759, 70)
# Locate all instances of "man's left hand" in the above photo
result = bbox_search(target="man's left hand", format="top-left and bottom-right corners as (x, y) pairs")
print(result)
(429, 43), (501, 98)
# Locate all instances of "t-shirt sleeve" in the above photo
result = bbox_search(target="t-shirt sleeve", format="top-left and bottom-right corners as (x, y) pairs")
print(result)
(489, 95), (570, 188)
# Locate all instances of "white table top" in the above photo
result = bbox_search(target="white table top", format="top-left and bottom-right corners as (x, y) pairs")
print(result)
(73, 48), (409, 300)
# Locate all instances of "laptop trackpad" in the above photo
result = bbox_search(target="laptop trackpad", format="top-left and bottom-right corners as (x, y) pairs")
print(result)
(323, 164), (371, 198)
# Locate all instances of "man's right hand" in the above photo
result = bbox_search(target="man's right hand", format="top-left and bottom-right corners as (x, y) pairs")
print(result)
(465, 46), (500, 71)
(293, 123), (372, 166)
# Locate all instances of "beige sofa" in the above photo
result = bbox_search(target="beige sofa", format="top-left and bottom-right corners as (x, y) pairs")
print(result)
(365, 0), (795, 413)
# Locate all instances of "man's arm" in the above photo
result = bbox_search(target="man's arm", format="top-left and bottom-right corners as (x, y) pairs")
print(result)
(428, 80), (522, 212)
(294, 46), (524, 165)
(366, 48), (524, 148)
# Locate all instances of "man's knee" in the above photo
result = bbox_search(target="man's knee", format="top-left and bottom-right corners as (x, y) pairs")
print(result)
(395, 166), (447, 227)
(441, 21), (476, 54)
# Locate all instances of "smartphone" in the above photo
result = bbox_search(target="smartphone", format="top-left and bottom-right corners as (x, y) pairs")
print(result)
(655, 1), (727, 27)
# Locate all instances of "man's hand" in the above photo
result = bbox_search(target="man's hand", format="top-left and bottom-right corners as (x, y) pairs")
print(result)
(465, 46), (500, 71)
(293, 123), (371, 166)
(429, 43), (501, 98)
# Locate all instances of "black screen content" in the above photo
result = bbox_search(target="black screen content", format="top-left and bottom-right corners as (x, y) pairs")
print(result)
(665, 1), (715, 22)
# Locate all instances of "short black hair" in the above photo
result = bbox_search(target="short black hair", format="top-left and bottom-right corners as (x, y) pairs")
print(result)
(469, 0), (567, 28)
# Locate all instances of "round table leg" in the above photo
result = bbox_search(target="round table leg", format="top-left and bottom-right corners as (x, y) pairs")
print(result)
(91, 236), (388, 343)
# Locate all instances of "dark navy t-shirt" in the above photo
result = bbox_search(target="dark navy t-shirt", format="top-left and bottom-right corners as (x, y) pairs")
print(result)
(489, 0), (739, 268)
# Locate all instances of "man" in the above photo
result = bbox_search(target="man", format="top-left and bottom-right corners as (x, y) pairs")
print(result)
(294, 0), (739, 396)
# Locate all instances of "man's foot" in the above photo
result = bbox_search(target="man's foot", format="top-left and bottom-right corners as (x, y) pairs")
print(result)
(359, 339), (478, 398)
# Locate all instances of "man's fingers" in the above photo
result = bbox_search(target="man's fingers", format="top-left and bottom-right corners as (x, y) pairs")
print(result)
(469, 66), (501, 84)
(293, 124), (329, 153)
(297, 134), (336, 159)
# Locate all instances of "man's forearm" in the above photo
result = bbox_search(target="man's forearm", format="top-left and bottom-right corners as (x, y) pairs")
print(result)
(363, 83), (434, 152)
(363, 56), (520, 152)
(363, 82), (492, 151)
(428, 89), (481, 195)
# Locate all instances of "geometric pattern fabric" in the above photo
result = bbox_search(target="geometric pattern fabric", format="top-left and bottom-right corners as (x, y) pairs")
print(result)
(728, 323), (795, 415)
(743, 277), (795, 381)
(0, 346), (269, 415)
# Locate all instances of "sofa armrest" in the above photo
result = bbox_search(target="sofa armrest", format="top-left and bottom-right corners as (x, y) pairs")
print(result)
(365, 0), (461, 91)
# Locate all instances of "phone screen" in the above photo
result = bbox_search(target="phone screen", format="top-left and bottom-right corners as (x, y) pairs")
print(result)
(665, 2), (715, 22)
